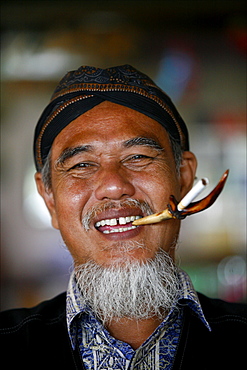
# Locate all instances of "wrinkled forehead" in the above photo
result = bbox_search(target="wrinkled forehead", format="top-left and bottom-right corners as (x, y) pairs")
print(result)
(51, 101), (173, 159)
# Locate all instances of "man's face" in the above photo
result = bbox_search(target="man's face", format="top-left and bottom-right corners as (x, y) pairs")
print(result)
(36, 101), (196, 266)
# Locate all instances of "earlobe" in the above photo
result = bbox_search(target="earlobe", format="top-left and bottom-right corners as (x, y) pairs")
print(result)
(34, 172), (59, 229)
(179, 151), (197, 198)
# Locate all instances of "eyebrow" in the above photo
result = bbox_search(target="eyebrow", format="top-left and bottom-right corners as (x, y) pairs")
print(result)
(55, 136), (164, 166)
(55, 145), (93, 166)
(123, 136), (164, 151)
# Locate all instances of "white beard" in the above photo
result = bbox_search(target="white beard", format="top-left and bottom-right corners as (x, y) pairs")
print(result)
(74, 248), (180, 325)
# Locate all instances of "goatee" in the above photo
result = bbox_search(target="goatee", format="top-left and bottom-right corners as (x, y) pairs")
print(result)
(74, 248), (180, 325)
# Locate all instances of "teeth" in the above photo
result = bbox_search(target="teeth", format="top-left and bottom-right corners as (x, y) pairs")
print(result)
(95, 215), (141, 228)
(103, 225), (137, 234)
(119, 217), (126, 225)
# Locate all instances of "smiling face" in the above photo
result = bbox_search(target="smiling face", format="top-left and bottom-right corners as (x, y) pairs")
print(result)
(36, 101), (197, 266)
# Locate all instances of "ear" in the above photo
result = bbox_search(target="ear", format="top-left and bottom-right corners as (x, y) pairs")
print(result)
(35, 172), (59, 229)
(179, 151), (197, 198)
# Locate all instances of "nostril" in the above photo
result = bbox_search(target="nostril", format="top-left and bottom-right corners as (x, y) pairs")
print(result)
(94, 172), (135, 201)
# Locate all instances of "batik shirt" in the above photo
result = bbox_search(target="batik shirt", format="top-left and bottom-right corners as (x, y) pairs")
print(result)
(66, 269), (211, 369)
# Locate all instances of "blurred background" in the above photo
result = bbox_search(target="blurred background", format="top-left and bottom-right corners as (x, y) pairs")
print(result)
(1, 0), (246, 310)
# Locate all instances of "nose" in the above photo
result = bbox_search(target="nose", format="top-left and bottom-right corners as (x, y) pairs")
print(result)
(94, 165), (135, 201)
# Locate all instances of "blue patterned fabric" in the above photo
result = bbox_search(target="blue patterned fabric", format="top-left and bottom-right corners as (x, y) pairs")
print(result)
(66, 269), (210, 369)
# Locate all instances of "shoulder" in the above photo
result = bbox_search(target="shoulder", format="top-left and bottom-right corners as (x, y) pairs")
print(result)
(197, 292), (247, 326)
(0, 292), (67, 334)
(176, 294), (247, 369)
(0, 293), (80, 368)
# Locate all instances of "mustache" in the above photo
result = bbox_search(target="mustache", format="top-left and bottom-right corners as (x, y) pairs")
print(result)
(82, 198), (154, 231)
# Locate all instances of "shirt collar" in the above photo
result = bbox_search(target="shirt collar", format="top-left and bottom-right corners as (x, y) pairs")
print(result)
(177, 269), (211, 331)
(66, 267), (211, 348)
(66, 272), (86, 327)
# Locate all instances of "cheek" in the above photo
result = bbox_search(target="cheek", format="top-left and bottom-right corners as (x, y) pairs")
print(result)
(53, 180), (90, 224)
(133, 166), (180, 209)
(53, 187), (89, 259)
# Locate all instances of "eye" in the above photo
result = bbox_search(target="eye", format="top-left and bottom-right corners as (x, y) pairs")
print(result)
(126, 154), (153, 161)
(66, 161), (99, 177)
(122, 154), (155, 169)
(69, 162), (94, 170)
(130, 154), (150, 160)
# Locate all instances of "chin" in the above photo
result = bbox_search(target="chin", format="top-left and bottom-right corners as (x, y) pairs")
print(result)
(94, 242), (159, 267)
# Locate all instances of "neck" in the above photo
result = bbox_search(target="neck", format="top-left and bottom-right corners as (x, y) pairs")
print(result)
(105, 316), (164, 349)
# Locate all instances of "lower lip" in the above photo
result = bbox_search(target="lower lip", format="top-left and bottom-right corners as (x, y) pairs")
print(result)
(96, 223), (142, 239)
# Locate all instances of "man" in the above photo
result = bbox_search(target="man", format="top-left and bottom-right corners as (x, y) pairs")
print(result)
(1, 65), (246, 369)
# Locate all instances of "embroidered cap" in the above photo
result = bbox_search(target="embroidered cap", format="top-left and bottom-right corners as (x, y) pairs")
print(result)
(34, 65), (189, 171)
